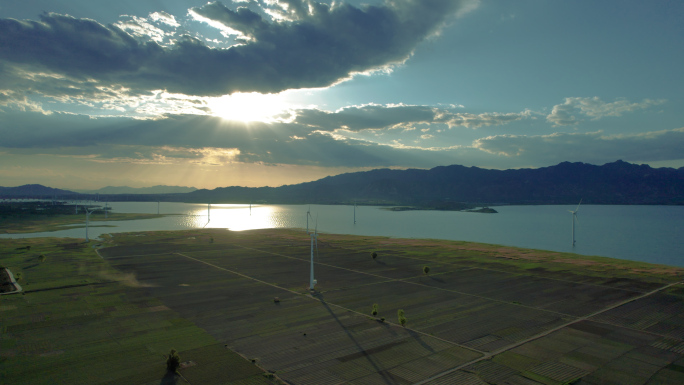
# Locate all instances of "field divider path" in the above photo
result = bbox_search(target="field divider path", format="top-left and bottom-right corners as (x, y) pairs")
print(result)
(173, 250), (488, 357)
(414, 280), (683, 385)
(586, 317), (684, 342)
(234, 245), (580, 319)
(332, 244), (651, 294)
(397, 279), (577, 319)
(233, 244), (415, 282)
(175, 252), (302, 296)
(306, 292), (487, 356)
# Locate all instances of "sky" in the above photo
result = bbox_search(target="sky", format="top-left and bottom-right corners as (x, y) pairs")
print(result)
(1, 0), (683, 190)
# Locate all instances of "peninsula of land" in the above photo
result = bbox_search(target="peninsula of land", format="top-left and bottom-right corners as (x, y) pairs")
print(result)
(0, 201), (165, 234)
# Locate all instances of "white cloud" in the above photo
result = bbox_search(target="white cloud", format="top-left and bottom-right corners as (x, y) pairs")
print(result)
(149, 11), (180, 27)
(546, 97), (666, 126)
(291, 104), (532, 131)
(441, 110), (534, 129)
(115, 16), (169, 43)
(474, 128), (684, 164)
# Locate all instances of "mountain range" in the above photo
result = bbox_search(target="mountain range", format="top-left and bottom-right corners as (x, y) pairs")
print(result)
(74, 185), (197, 195)
(2, 161), (683, 206)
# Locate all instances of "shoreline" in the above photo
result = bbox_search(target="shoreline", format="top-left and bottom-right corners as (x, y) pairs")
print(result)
(0, 212), (168, 234)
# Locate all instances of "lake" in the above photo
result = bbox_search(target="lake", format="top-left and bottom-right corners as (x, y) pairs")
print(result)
(2, 202), (683, 267)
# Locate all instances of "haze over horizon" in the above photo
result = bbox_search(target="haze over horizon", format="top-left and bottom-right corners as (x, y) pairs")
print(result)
(1, 0), (683, 190)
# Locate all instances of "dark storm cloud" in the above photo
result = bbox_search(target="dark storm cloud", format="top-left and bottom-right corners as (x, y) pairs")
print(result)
(0, 0), (478, 97)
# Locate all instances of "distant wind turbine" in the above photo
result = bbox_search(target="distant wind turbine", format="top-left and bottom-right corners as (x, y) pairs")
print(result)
(202, 201), (212, 228)
(306, 206), (310, 233)
(354, 200), (356, 224)
(569, 199), (582, 246)
(85, 207), (98, 242)
(307, 210), (318, 291)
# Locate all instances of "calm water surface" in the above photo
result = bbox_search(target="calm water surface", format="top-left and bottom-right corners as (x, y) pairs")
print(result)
(2, 202), (682, 267)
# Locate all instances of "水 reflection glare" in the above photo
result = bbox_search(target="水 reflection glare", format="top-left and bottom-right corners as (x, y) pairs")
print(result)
(187, 204), (280, 231)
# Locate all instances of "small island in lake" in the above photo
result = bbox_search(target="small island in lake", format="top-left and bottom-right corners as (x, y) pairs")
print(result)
(385, 203), (498, 213)
(464, 206), (498, 213)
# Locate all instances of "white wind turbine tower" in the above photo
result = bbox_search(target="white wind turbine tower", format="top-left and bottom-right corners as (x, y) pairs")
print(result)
(307, 210), (318, 291)
(353, 200), (356, 224)
(85, 207), (98, 242)
(569, 199), (582, 246)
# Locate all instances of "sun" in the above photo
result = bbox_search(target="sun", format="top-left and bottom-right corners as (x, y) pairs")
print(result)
(208, 92), (292, 123)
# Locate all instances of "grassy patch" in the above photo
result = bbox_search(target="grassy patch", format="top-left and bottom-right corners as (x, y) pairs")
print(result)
(0, 236), (274, 385)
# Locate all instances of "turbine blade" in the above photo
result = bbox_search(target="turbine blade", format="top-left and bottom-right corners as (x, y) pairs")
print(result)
(575, 199), (582, 212)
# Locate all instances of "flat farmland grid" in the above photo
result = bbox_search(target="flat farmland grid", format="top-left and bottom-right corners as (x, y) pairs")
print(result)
(3, 228), (684, 384)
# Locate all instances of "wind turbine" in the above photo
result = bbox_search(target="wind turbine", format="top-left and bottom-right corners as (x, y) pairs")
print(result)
(104, 201), (108, 219)
(85, 207), (98, 242)
(353, 200), (356, 224)
(569, 199), (582, 246)
(208, 201), (211, 222)
(306, 206), (310, 233)
(307, 210), (318, 291)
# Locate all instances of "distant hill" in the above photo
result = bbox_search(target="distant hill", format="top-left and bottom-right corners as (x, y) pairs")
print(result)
(75, 185), (197, 195)
(3, 161), (684, 205)
(0, 184), (77, 198)
(183, 160), (684, 206)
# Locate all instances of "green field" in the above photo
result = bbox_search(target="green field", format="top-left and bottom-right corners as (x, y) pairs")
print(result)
(2, 228), (684, 384)
(0, 235), (274, 385)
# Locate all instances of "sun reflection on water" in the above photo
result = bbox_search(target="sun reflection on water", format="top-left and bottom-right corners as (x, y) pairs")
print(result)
(185, 204), (287, 231)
